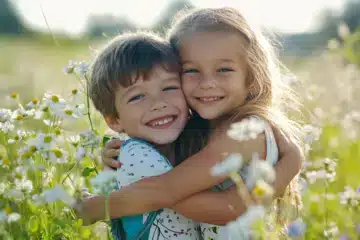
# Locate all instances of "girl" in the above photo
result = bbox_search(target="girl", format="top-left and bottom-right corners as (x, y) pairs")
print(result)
(80, 7), (303, 238)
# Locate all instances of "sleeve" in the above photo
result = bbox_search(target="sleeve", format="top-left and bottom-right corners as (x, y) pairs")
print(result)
(116, 139), (173, 188)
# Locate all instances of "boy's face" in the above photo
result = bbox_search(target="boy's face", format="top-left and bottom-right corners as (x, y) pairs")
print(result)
(106, 65), (188, 145)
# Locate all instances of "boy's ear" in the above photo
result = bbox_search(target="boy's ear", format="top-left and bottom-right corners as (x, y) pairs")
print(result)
(104, 116), (123, 133)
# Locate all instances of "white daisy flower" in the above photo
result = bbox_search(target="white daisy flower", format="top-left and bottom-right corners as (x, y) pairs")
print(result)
(41, 185), (75, 206)
(227, 118), (265, 142)
(74, 61), (89, 78)
(211, 154), (244, 176)
(0, 108), (12, 122)
(7, 213), (21, 223)
(227, 205), (266, 240)
(246, 154), (275, 189)
(91, 171), (119, 195)
(49, 148), (69, 164)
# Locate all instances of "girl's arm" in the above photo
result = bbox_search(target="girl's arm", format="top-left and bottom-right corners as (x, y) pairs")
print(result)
(82, 131), (266, 223)
(82, 129), (302, 224)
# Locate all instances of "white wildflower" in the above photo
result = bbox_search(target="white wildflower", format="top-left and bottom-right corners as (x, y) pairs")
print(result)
(302, 125), (322, 144)
(0, 108), (12, 122)
(0, 182), (6, 194)
(251, 179), (274, 200)
(42, 92), (67, 113)
(14, 178), (33, 192)
(48, 148), (69, 164)
(91, 171), (119, 195)
(211, 154), (243, 176)
(41, 185), (75, 206)
(27, 133), (56, 152)
(6, 189), (24, 201)
(26, 98), (40, 109)
(324, 222), (339, 238)
(74, 146), (87, 161)
(0, 121), (14, 133)
(227, 205), (265, 240)
(246, 154), (276, 189)
(227, 118), (265, 142)
(63, 60), (76, 74)
(74, 61), (89, 78)
(7, 213), (21, 223)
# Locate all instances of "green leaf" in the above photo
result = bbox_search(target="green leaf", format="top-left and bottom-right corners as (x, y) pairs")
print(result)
(82, 167), (96, 177)
(28, 215), (39, 233)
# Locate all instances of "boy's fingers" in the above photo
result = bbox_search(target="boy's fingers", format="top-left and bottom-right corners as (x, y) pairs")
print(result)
(103, 148), (120, 158)
(102, 157), (121, 169)
(105, 139), (123, 148)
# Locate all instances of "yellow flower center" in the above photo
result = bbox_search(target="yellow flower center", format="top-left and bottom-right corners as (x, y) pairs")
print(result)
(5, 207), (12, 214)
(44, 136), (52, 143)
(51, 95), (59, 103)
(3, 159), (10, 165)
(16, 115), (23, 120)
(11, 92), (18, 99)
(64, 109), (73, 116)
(52, 149), (63, 158)
(32, 98), (39, 104)
(71, 89), (78, 95)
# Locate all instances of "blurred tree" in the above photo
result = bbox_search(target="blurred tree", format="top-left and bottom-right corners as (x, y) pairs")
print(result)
(85, 15), (136, 38)
(317, 0), (360, 39)
(0, 0), (27, 34)
(152, 0), (194, 35)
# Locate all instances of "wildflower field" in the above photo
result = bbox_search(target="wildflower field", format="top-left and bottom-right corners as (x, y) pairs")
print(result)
(0, 28), (359, 239)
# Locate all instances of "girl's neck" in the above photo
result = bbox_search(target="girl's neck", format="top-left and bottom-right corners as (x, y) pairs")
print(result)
(209, 114), (232, 135)
(154, 143), (175, 165)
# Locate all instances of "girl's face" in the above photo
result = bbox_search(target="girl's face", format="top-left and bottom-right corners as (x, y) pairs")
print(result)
(179, 31), (249, 120)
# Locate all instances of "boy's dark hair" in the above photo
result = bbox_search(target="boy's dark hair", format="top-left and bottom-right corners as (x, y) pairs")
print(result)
(89, 31), (181, 119)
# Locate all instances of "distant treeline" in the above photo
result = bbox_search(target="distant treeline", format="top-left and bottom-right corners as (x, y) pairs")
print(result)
(1, 0), (360, 55)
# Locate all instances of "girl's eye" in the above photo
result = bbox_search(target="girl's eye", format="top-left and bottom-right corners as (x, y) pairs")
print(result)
(163, 86), (179, 91)
(128, 94), (144, 103)
(182, 68), (199, 74)
(218, 67), (233, 72)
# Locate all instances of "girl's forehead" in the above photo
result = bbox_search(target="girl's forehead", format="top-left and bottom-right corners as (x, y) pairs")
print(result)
(178, 31), (247, 63)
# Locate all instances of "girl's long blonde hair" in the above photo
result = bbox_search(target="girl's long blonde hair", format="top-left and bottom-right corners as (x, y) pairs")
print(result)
(168, 7), (303, 224)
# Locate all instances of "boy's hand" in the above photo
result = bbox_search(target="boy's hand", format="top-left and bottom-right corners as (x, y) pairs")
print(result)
(74, 194), (105, 226)
(101, 139), (123, 169)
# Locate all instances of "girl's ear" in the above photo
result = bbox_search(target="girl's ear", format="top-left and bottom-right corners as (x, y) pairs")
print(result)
(104, 116), (123, 133)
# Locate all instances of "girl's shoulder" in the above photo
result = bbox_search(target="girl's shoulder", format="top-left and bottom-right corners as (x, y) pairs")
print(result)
(209, 115), (278, 164)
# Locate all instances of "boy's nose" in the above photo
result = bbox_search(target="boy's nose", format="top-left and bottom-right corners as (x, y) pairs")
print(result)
(150, 100), (167, 111)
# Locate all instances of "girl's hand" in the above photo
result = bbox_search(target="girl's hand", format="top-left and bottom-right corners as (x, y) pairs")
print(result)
(101, 139), (123, 170)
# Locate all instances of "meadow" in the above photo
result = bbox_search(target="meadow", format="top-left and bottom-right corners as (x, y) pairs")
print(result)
(0, 28), (359, 239)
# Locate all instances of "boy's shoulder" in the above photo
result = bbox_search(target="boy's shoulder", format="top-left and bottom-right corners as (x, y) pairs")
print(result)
(120, 137), (157, 153)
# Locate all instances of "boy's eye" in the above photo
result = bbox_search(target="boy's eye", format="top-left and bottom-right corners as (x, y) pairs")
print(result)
(218, 68), (233, 72)
(182, 68), (199, 74)
(128, 94), (144, 103)
(163, 86), (179, 91)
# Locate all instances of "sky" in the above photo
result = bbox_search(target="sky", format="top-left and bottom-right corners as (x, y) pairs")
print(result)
(11, 0), (345, 36)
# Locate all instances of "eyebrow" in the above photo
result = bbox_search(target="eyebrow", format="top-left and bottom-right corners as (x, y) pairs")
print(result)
(181, 59), (236, 65)
(120, 76), (179, 98)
